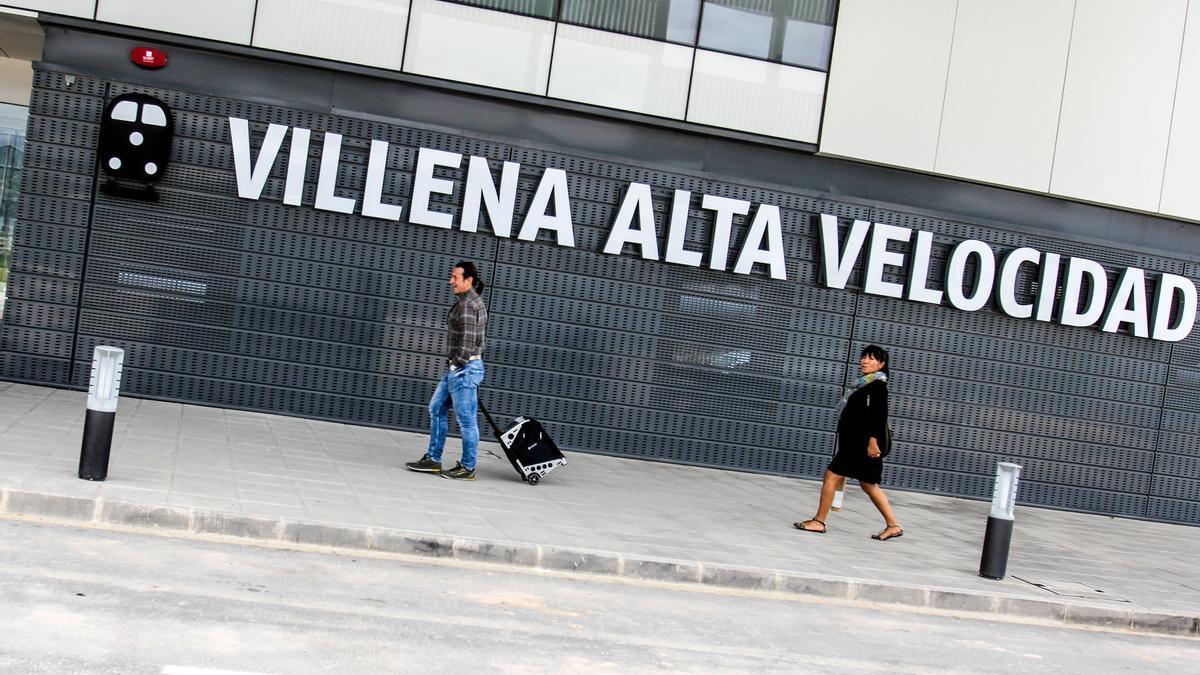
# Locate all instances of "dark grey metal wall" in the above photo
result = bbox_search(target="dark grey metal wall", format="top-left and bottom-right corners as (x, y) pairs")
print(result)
(3, 26), (1198, 524)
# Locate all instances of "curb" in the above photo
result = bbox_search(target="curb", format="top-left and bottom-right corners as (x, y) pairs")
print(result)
(3, 486), (1197, 639)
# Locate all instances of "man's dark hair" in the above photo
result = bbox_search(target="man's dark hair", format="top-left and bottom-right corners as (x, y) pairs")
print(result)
(456, 260), (485, 294)
(861, 344), (890, 377)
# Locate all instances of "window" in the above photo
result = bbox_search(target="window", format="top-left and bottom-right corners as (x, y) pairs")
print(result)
(558, 0), (701, 44)
(451, 0), (557, 19)
(698, 0), (836, 70)
(0, 103), (27, 324)
(438, 0), (838, 70)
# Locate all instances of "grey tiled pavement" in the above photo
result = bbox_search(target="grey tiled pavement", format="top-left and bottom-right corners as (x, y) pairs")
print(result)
(0, 381), (1197, 637)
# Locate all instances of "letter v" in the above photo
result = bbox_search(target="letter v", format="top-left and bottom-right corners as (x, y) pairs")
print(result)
(818, 214), (870, 289)
(229, 117), (288, 200)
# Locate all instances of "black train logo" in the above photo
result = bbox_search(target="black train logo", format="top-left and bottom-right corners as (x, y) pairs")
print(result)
(97, 93), (173, 197)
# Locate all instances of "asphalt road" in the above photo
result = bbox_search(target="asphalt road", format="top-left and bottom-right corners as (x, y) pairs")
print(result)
(0, 516), (1195, 674)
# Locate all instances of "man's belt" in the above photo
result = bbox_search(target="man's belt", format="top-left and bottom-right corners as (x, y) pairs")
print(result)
(447, 355), (482, 371)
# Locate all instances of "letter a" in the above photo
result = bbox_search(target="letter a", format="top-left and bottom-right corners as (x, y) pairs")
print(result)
(603, 183), (659, 260)
(733, 204), (786, 280)
(518, 167), (575, 247)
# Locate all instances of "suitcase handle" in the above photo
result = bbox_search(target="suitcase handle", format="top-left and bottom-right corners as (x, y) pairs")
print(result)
(477, 397), (505, 437)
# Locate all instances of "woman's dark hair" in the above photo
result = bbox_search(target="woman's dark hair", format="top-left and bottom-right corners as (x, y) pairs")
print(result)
(861, 344), (890, 377)
(455, 260), (485, 294)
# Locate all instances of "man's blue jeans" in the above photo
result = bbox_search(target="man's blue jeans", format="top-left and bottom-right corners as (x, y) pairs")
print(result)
(427, 359), (485, 470)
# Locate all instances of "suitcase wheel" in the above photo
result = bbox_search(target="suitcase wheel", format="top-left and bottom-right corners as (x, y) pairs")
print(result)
(526, 473), (540, 486)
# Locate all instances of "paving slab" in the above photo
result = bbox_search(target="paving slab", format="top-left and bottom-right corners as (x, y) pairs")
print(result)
(0, 381), (1196, 638)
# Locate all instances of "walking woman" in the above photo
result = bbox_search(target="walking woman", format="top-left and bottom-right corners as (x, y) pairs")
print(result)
(794, 345), (904, 541)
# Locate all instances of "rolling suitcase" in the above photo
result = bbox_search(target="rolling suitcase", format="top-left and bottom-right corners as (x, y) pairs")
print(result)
(479, 400), (566, 485)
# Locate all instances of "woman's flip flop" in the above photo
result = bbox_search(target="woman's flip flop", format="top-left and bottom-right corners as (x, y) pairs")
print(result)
(793, 519), (827, 533)
(871, 525), (904, 541)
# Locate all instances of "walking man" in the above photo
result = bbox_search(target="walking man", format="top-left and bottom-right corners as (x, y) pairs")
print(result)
(406, 261), (488, 480)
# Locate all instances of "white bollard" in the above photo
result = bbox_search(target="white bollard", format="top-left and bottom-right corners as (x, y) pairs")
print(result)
(78, 346), (125, 481)
(979, 462), (1022, 579)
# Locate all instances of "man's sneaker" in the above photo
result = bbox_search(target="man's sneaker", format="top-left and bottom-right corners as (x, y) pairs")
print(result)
(441, 463), (476, 480)
(405, 454), (442, 473)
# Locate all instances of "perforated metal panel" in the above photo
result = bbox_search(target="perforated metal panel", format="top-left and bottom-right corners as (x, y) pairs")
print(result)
(2, 58), (1197, 525)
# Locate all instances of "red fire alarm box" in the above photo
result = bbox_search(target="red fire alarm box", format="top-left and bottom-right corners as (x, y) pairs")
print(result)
(131, 47), (167, 69)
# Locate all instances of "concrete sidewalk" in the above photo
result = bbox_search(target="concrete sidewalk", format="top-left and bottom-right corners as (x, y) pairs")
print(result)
(0, 382), (1196, 638)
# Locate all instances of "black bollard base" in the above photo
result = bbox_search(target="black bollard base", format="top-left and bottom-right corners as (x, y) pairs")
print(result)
(78, 408), (116, 481)
(979, 515), (1014, 580)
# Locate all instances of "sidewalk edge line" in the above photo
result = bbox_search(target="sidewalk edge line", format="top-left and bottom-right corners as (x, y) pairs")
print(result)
(621, 556), (703, 585)
(97, 498), (191, 532)
(2, 488), (99, 522)
(1, 491), (1196, 639)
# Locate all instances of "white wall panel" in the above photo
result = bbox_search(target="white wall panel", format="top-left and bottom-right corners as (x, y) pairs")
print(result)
(96, 0), (254, 44)
(4, 1), (93, 17)
(0, 8), (46, 61)
(687, 50), (824, 143)
(548, 25), (691, 120)
(935, 0), (1074, 192)
(0, 57), (32, 105)
(819, 0), (956, 170)
(252, 0), (409, 70)
(1049, 0), (1187, 212)
(403, 0), (553, 96)
(1160, 0), (1200, 220)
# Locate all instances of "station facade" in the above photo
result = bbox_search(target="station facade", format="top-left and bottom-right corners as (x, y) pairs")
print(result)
(0, 1), (1197, 524)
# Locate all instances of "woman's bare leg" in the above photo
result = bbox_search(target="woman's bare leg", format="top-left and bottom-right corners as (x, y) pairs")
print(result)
(831, 475), (847, 511)
(815, 469), (842, 522)
(797, 469), (844, 531)
(860, 481), (902, 535)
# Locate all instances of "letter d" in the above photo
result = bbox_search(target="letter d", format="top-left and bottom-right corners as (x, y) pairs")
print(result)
(1151, 273), (1198, 342)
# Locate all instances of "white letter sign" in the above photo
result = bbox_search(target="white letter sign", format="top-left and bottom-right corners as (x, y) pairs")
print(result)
(1151, 273), (1199, 342)
(604, 182), (659, 260)
(519, 167), (575, 247)
(863, 223), (910, 298)
(229, 117), (286, 200)
(410, 148), (463, 229)
(817, 214), (869, 289)
(1059, 257), (1108, 328)
(945, 240), (996, 312)
(733, 204), (787, 280)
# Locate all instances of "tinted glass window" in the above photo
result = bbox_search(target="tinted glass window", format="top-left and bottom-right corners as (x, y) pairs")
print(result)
(781, 15), (834, 70)
(0, 103), (27, 324)
(698, 0), (836, 70)
(451, 0), (557, 20)
(559, 0), (701, 44)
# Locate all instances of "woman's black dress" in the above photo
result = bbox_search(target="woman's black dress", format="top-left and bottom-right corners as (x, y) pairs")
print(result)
(828, 378), (889, 485)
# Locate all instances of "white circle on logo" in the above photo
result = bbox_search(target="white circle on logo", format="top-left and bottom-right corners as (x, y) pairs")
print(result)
(144, 162), (158, 176)
(108, 157), (122, 170)
(129, 131), (144, 146)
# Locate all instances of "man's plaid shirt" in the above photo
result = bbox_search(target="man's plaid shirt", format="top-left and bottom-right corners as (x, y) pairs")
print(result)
(446, 287), (487, 366)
